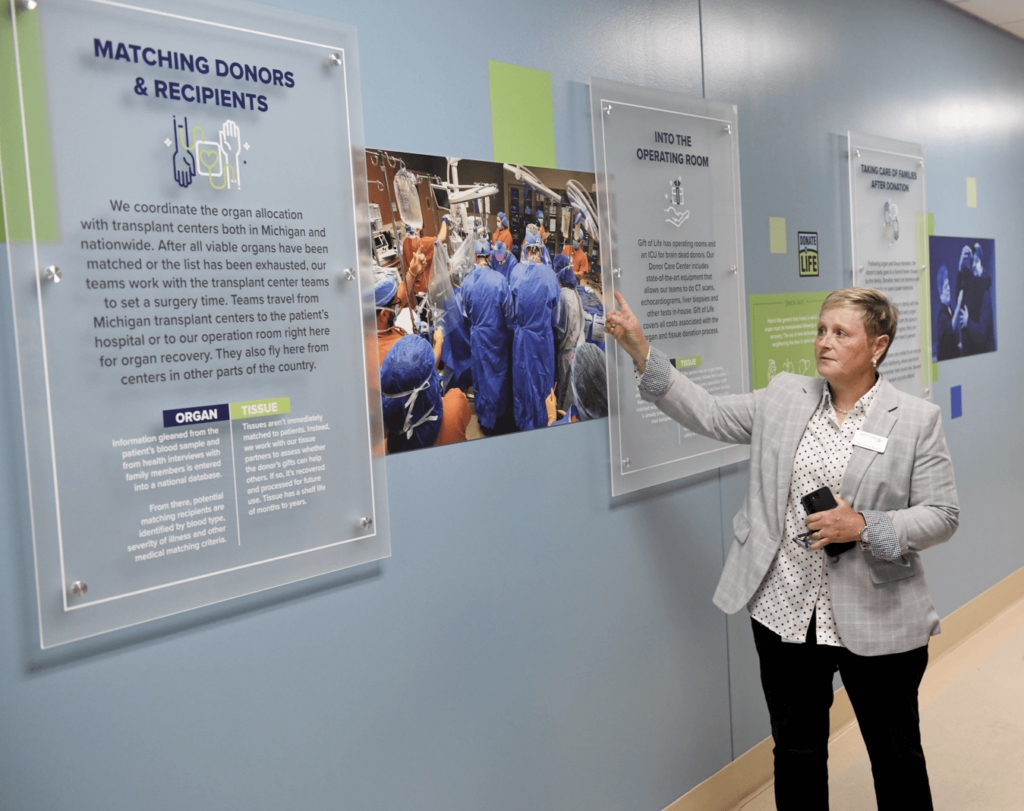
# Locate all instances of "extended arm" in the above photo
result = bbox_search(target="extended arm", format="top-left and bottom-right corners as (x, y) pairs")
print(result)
(641, 349), (758, 445)
(606, 291), (758, 445)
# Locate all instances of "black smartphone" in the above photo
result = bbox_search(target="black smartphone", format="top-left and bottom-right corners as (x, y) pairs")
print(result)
(801, 486), (838, 516)
(799, 487), (855, 556)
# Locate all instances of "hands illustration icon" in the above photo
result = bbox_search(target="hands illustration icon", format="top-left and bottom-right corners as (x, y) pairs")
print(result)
(219, 120), (242, 189)
(664, 207), (690, 228)
(172, 116), (196, 189)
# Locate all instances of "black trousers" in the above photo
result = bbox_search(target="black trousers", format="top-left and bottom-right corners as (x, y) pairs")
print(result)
(751, 615), (932, 811)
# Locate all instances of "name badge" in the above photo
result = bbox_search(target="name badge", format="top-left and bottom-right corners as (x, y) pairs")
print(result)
(852, 430), (888, 453)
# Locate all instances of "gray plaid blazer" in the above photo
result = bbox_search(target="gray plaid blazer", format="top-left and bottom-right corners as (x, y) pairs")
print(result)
(644, 369), (959, 656)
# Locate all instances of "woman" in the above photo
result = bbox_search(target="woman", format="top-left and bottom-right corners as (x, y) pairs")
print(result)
(606, 287), (958, 811)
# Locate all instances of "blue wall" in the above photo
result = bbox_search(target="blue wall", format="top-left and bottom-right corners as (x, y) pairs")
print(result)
(3, 0), (1023, 808)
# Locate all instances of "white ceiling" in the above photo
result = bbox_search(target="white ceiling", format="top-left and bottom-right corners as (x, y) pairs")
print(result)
(946, 0), (1024, 39)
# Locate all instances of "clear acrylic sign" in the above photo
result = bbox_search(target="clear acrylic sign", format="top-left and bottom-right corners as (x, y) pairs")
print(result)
(848, 131), (931, 399)
(2, 0), (389, 647)
(590, 78), (750, 496)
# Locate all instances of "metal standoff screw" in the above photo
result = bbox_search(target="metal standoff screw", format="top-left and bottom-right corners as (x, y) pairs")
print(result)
(623, 458), (631, 469)
(43, 265), (61, 283)
(730, 265), (737, 273)
(16, 0), (38, 10)
(924, 386), (931, 396)
(723, 124), (732, 134)
(855, 149), (861, 158)
(857, 266), (864, 273)
(920, 264), (926, 272)
(70, 581), (87, 598)
(361, 516), (373, 529)
(603, 104), (612, 115)
(919, 160), (924, 168)
(328, 53), (342, 67)
(612, 267), (622, 278)
(342, 268), (355, 281)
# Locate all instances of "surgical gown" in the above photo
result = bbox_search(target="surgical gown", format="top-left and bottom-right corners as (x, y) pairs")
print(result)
(562, 245), (590, 281)
(439, 288), (473, 390)
(461, 266), (513, 431)
(554, 287), (584, 412)
(508, 261), (560, 431)
(492, 227), (513, 252)
(402, 236), (436, 297)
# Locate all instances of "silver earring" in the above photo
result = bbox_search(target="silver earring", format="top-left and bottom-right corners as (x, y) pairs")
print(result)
(872, 358), (877, 368)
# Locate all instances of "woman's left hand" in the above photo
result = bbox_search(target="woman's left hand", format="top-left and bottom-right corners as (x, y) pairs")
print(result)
(805, 496), (866, 550)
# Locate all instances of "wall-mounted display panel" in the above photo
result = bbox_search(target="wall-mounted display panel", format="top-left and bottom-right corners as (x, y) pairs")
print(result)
(848, 131), (930, 399)
(590, 78), (750, 496)
(2, 0), (389, 647)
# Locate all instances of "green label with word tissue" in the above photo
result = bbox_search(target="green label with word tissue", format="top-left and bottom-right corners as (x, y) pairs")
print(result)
(672, 355), (702, 370)
(230, 397), (291, 420)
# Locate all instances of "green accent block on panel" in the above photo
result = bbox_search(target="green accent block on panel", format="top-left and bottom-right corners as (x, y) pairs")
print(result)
(748, 292), (829, 390)
(488, 61), (556, 168)
(674, 355), (702, 370)
(230, 398), (291, 420)
(0, 9), (60, 242)
(769, 217), (787, 254)
(927, 212), (934, 236)
(966, 176), (977, 208)
(916, 213), (932, 387)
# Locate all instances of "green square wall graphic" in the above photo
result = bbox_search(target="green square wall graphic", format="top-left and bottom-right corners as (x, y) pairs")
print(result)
(489, 61), (556, 168)
(0, 9), (59, 242)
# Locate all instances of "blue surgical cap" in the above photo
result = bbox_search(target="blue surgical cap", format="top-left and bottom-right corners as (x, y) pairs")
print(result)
(493, 240), (507, 258)
(553, 254), (575, 287)
(374, 268), (398, 307)
(474, 240), (492, 256)
(380, 335), (443, 451)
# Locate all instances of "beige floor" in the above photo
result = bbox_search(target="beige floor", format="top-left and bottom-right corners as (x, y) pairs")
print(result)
(737, 597), (1024, 810)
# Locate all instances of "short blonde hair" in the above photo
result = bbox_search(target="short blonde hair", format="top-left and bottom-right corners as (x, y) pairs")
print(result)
(820, 287), (898, 364)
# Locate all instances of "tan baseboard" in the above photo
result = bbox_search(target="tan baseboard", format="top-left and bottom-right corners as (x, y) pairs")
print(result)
(663, 565), (1024, 811)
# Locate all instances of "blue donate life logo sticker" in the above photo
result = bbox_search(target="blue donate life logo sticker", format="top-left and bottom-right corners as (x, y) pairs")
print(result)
(163, 403), (230, 428)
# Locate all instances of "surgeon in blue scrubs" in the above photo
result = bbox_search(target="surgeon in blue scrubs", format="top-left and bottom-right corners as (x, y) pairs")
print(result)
(462, 243), (516, 435)
(522, 230), (551, 266)
(490, 239), (518, 283)
(508, 240), (560, 430)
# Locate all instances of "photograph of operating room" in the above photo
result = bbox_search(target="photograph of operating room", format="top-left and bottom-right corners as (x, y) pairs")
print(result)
(365, 149), (608, 453)
(929, 235), (997, 361)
